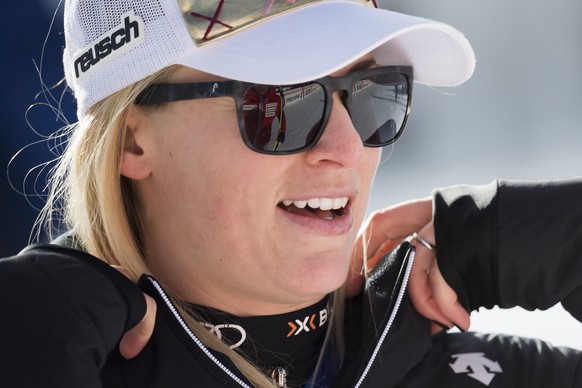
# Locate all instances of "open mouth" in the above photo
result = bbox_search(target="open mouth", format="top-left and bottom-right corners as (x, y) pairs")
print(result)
(277, 197), (349, 220)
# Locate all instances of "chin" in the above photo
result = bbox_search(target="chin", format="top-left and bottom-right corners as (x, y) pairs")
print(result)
(295, 256), (350, 295)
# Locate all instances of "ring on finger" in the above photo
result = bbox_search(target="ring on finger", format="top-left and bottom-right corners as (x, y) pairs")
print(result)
(411, 232), (436, 252)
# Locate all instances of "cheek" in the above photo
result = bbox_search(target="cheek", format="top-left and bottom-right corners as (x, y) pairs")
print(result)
(153, 113), (279, 237)
(362, 148), (382, 183)
(148, 104), (246, 209)
(354, 148), (381, 223)
(153, 103), (243, 182)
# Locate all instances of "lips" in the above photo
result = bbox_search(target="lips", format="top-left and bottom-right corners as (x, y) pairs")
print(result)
(278, 197), (349, 220)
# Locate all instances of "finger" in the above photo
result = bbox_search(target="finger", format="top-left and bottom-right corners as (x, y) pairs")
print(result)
(408, 247), (452, 328)
(428, 262), (471, 331)
(370, 238), (405, 266)
(360, 198), (433, 258)
(408, 223), (453, 327)
(119, 293), (157, 360)
(431, 321), (451, 335)
(346, 237), (405, 298)
(348, 198), (432, 297)
(111, 265), (159, 359)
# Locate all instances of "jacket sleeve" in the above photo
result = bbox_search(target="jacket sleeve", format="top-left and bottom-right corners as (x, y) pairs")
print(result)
(0, 245), (147, 388)
(401, 332), (582, 387)
(433, 178), (582, 320)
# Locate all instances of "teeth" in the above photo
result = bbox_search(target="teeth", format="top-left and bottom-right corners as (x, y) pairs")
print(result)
(332, 198), (345, 210)
(294, 200), (307, 209)
(307, 198), (320, 209)
(281, 197), (349, 211)
(319, 198), (333, 211)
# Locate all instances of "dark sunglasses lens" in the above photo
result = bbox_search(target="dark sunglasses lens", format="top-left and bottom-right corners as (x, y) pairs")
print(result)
(350, 72), (409, 146)
(242, 84), (325, 153)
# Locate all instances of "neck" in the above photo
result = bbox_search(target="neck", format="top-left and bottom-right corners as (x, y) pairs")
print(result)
(190, 296), (330, 386)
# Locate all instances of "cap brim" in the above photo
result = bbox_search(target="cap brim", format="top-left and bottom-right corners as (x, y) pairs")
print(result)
(177, 1), (475, 86)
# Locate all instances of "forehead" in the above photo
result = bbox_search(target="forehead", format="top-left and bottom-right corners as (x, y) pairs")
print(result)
(168, 53), (377, 83)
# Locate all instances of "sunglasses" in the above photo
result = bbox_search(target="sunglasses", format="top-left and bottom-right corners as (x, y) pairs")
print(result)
(135, 65), (413, 155)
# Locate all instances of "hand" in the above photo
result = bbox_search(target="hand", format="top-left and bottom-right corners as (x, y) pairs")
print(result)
(347, 198), (433, 297)
(347, 198), (470, 334)
(408, 223), (470, 334)
(113, 266), (157, 359)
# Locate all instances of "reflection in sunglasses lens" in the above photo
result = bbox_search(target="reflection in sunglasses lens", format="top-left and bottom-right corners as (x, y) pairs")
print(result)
(243, 83), (325, 152)
(351, 74), (408, 146)
(241, 71), (408, 153)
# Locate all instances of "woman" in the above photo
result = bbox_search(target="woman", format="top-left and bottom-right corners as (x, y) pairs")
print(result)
(1, 0), (580, 387)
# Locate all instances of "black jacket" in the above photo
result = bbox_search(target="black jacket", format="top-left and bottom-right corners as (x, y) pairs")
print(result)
(1, 178), (581, 387)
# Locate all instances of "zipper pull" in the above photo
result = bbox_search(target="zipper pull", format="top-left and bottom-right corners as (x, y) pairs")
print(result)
(271, 366), (287, 388)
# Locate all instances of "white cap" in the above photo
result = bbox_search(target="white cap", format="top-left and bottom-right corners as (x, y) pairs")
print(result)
(63, 0), (476, 119)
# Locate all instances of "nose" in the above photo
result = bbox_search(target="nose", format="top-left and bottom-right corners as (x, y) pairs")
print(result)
(304, 93), (364, 168)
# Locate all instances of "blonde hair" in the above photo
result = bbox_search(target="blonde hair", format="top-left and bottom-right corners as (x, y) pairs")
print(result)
(40, 67), (345, 387)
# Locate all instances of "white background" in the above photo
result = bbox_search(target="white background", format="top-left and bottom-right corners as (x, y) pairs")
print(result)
(370, 0), (582, 349)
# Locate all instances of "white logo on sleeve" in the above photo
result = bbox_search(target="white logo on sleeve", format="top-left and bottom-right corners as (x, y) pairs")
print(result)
(449, 352), (503, 386)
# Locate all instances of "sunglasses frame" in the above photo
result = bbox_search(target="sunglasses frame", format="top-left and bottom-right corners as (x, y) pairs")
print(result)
(135, 65), (413, 155)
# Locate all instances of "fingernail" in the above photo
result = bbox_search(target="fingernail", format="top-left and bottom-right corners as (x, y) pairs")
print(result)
(432, 320), (451, 332)
(452, 321), (466, 333)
